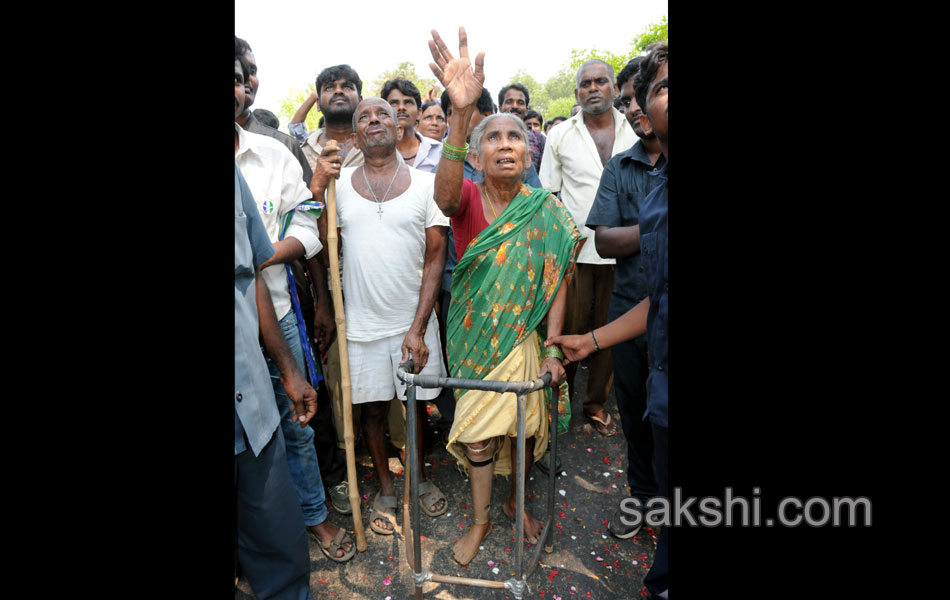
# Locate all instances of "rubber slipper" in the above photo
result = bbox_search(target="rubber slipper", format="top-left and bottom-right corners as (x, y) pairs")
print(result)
(312, 527), (356, 563)
(370, 492), (399, 535)
(589, 412), (619, 437)
(417, 480), (448, 517)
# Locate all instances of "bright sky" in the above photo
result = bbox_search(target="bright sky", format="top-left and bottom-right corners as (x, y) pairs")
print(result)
(235, 0), (668, 129)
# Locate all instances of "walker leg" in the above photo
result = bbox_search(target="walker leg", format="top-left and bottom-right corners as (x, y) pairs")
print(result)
(405, 383), (424, 600)
(545, 389), (558, 553)
(514, 392), (526, 586)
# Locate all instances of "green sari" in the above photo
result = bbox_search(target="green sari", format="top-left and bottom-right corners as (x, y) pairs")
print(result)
(447, 184), (583, 433)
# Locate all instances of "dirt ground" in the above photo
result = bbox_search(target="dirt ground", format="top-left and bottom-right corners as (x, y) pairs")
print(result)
(236, 365), (657, 600)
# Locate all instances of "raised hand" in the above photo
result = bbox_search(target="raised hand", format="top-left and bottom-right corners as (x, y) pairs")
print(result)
(427, 27), (485, 111)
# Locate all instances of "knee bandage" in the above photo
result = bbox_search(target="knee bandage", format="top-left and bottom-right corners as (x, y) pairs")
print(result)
(464, 437), (498, 467)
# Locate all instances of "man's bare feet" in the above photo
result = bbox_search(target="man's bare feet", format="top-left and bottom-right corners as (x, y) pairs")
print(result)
(502, 498), (544, 544)
(453, 521), (492, 565)
(307, 521), (353, 559)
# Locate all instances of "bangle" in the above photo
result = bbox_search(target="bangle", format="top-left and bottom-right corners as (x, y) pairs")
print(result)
(443, 140), (469, 152)
(541, 345), (564, 361)
(590, 330), (601, 352)
(441, 142), (468, 162)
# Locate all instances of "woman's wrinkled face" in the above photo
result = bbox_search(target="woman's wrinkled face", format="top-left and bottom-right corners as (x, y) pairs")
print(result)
(473, 116), (531, 180)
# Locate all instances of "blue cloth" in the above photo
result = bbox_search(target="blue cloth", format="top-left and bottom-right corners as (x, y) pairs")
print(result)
(235, 427), (313, 600)
(586, 140), (667, 312)
(287, 121), (309, 146)
(235, 164), (279, 456)
(266, 310), (328, 526)
(638, 162), (668, 428)
(643, 423), (668, 596)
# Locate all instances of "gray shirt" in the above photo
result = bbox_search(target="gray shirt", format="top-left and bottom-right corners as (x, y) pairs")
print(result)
(234, 163), (279, 456)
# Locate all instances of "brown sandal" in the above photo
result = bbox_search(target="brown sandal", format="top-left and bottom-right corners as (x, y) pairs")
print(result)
(311, 527), (356, 563)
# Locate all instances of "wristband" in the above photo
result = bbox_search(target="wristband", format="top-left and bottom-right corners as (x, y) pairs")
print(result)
(541, 345), (564, 361)
(590, 330), (601, 352)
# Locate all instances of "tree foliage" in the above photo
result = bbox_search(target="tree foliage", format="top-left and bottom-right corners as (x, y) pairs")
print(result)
(276, 18), (666, 133)
(632, 16), (668, 53)
(278, 83), (320, 133)
(503, 16), (668, 124)
(366, 61), (440, 101)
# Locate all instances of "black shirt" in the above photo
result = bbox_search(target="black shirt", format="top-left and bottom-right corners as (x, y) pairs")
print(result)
(586, 139), (667, 316)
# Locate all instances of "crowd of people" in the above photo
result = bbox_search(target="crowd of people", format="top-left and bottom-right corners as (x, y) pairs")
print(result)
(234, 26), (668, 600)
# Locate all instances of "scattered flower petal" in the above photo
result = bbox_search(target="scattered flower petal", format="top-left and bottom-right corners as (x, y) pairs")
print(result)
(559, 490), (567, 496)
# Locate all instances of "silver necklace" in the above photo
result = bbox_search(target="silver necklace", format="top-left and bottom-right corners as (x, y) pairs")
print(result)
(361, 164), (401, 219)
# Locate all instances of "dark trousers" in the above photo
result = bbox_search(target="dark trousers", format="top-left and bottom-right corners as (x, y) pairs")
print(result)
(644, 423), (668, 597)
(310, 378), (347, 489)
(235, 427), (312, 600)
(610, 320), (658, 501)
(563, 263), (615, 416)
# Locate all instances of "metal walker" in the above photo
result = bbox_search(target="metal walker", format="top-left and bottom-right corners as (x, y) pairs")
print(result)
(396, 359), (558, 600)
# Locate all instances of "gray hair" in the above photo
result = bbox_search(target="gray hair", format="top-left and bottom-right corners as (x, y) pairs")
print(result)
(576, 59), (615, 87)
(352, 97), (397, 130)
(468, 112), (531, 158)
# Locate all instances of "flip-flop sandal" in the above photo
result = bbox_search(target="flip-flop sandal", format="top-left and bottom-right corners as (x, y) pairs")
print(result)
(417, 480), (448, 517)
(370, 492), (399, 535)
(312, 528), (356, 563)
(589, 412), (619, 437)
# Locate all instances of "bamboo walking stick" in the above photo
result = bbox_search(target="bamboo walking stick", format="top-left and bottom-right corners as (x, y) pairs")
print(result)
(324, 140), (368, 551)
